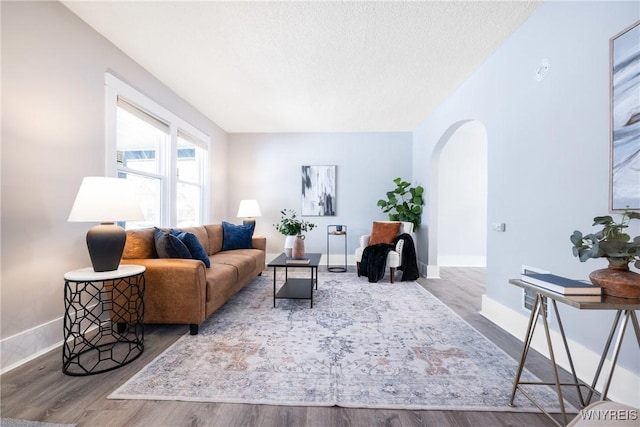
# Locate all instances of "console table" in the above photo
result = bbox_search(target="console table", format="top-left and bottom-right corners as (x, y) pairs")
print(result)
(508, 279), (640, 426)
(63, 265), (145, 376)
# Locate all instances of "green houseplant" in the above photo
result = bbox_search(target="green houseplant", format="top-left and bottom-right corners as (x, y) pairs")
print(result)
(570, 209), (640, 298)
(570, 210), (640, 268)
(273, 209), (316, 236)
(273, 209), (316, 259)
(377, 177), (424, 229)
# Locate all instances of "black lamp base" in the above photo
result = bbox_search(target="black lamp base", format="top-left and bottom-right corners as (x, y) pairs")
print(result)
(86, 223), (126, 272)
(243, 217), (256, 227)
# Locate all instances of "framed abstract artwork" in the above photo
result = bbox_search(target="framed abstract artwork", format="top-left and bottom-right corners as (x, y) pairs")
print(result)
(301, 165), (336, 216)
(610, 20), (640, 211)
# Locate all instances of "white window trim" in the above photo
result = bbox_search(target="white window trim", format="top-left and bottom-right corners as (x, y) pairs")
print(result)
(105, 72), (210, 226)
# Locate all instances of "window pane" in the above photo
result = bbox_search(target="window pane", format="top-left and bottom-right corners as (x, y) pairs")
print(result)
(117, 105), (168, 175)
(118, 172), (161, 229)
(177, 182), (201, 227)
(177, 134), (203, 184)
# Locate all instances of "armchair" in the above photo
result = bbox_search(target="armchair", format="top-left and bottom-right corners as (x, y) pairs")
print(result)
(355, 221), (414, 283)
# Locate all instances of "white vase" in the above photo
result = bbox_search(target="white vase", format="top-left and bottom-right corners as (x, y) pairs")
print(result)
(284, 235), (297, 257)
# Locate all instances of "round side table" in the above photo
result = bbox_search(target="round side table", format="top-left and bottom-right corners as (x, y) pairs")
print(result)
(327, 225), (347, 272)
(62, 264), (145, 376)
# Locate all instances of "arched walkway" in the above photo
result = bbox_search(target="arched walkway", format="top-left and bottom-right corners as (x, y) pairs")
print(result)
(427, 120), (488, 276)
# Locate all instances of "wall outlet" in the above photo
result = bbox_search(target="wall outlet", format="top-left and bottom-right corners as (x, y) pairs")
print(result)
(491, 222), (506, 232)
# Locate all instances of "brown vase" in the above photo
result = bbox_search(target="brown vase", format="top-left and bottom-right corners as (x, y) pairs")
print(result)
(589, 262), (640, 299)
(292, 235), (306, 259)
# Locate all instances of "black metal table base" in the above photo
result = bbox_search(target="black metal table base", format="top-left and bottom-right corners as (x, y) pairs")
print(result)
(63, 271), (145, 376)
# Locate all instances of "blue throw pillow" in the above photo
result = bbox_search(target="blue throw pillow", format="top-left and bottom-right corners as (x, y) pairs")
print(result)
(153, 227), (192, 259)
(221, 221), (254, 250)
(170, 229), (211, 268)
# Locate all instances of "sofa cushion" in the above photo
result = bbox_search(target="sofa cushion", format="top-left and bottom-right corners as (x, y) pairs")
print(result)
(154, 227), (192, 259)
(178, 226), (210, 254)
(204, 225), (224, 255)
(211, 251), (257, 280)
(171, 229), (211, 268)
(123, 228), (156, 259)
(204, 263), (238, 304)
(221, 221), (255, 250)
(369, 221), (401, 245)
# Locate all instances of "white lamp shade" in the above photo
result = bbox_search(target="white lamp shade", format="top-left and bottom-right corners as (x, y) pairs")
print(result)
(236, 199), (262, 218)
(68, 177), (145, 223)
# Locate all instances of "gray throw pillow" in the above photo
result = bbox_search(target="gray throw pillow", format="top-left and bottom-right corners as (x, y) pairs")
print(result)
(153, 227), (192, 259)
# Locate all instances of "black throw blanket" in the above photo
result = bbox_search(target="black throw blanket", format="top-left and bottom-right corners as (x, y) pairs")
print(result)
(394, 233), (420, 281)
(359, 243), (393, 283)
(358, 233), (419, 283)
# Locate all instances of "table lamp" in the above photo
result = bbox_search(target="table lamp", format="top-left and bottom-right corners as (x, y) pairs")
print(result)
(236, 199), (262, 227)
(68, 177), (145, 272)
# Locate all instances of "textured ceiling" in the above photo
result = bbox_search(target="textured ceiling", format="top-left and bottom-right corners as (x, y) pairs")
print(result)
(62, 1), (541, 133)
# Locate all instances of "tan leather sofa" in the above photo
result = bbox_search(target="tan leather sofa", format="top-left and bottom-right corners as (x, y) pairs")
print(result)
(120, 224), (266, 335)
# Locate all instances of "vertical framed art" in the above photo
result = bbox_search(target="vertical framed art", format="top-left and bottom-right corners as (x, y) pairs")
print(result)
(301, 165), (336, 216)
(610, 20), (640, 212)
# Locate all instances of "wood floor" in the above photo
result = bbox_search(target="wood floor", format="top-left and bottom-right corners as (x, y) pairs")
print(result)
(0, 267), (587, 427)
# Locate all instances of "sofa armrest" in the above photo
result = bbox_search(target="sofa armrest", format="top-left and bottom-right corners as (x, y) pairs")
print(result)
(359, 235), (370, 248)
(252, 235), (267, 252)
(120, 258), (207, 325)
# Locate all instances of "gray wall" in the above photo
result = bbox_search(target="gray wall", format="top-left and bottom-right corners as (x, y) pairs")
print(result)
(1, 1), (228, 370)
(227, 132), (414, 257)
(413, 0), (639, 396)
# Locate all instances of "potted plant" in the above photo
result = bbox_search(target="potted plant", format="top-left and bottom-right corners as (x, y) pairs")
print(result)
(273, 209), (316, 258)
(377, 177), (424, 229)
(570, 209), (640, 298)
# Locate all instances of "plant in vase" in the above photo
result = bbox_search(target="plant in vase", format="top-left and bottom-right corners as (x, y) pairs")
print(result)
(273, 209), (316, 259)
(570, 209), (640, 298)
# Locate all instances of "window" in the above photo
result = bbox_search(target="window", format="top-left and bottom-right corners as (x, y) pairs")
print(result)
(176, 132), (206, 226)
(105, 73), (209, 228)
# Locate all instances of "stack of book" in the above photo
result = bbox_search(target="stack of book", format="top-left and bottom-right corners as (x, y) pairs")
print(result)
(285, 258), (310, 265)
(521, 273), (602, 299)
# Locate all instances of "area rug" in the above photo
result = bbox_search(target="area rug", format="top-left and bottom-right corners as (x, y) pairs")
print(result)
(0, 420), (76, 427)
(109, 273), (572, 412)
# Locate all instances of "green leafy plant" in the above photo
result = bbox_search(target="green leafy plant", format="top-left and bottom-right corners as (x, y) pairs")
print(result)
(273, 209), (317, 236)
(570, 209), (640, 268)
(377, 177), (425, 228)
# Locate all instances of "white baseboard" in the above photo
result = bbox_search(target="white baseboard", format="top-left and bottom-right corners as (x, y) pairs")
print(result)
(421, 263), (440, 279)
(480, 295), (640, 408)
(437, 255), (486, 267)
(1, 317), (64, 374)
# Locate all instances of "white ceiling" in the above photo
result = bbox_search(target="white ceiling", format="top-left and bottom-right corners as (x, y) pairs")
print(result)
(62, 1), (541, 133)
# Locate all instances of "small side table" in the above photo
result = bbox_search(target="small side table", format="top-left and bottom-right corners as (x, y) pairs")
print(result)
(62, 265), (145, 376)
(327, 225), (347, 272)
(508, 279), (640, 426)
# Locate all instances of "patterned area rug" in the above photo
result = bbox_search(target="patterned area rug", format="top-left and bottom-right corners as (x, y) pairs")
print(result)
(109, 273), (571, 412)
(0, 420), (76, 427)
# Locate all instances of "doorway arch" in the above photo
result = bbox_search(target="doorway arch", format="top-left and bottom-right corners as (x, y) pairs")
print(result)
(427, 120), (488, 276)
